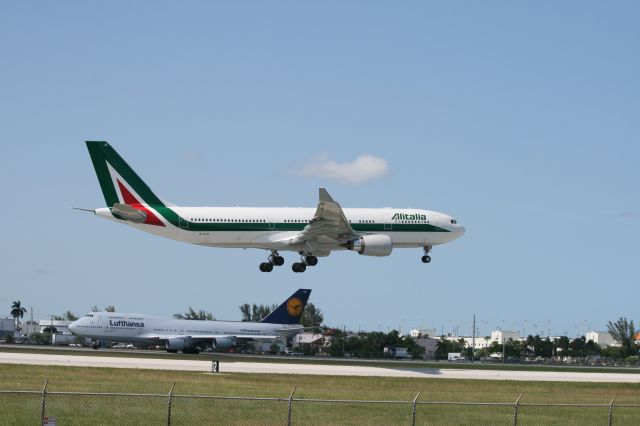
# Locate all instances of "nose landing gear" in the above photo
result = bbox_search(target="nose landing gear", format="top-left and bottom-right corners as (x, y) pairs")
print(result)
(421, 246), (432, 264)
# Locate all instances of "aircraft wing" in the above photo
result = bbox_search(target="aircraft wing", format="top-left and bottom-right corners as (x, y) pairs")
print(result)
(140, 333), (279, 341)
(291, 188), (356, 245)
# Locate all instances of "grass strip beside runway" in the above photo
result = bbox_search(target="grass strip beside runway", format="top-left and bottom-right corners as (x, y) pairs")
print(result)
(2, 364), (639, 425)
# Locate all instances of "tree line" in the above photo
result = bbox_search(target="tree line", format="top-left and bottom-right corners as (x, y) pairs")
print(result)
(8, 300), (638, 362)
(434, 317), (638, 362)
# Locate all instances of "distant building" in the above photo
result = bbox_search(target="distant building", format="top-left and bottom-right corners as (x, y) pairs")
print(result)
(460, 336), (493, 349)
(439, 330), (523, 349)
(0, 318), (15, 338)
(585, 331), (617, 347)
(250, 337), (286, 354)
(410, 328), (437, 338)
(413, 337), (439, 359)
(292, 332), (329, 355)
(38, 320), (72, 335)
(491, 330), (521, 344)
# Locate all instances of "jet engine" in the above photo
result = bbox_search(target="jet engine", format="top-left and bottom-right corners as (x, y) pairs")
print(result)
(343, 234), (393, 257)
(213, 337), (235, 348)
(166, 338), (187, 352)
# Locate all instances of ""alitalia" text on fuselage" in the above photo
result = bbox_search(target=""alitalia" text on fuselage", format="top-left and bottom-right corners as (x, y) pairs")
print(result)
(392, 213), (427, 221)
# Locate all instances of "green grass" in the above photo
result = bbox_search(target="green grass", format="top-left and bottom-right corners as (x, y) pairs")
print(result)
(1, 363), (639, 425)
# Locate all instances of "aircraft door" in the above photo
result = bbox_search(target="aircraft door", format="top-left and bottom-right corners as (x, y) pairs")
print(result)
(384, 221), (393, 230)
(178, 217), (189, 230)
(103, 317), (113, 334)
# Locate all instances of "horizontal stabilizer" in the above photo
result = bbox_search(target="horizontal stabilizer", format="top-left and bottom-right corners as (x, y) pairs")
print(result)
(72, 207), (96, 214)
(111, 203), (147, 223)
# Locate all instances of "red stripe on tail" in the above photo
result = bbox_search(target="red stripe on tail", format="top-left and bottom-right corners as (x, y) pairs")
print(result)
(117, 180), (165, 227)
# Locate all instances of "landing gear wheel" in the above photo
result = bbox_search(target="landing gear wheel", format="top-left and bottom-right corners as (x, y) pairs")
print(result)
(259, 262), (274, 272)
(273, 256), (285, 266)
(422, 246), (432, 264)
(306, 256), (318, 266)
(292, 262), (307, 273)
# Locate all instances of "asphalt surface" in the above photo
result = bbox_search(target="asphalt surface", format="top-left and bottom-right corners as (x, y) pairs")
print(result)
(2, 352), (640, 382)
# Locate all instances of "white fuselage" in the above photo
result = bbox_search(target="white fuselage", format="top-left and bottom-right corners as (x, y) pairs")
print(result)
(95, 206), (465, 254)
(69, 312), (301, 344)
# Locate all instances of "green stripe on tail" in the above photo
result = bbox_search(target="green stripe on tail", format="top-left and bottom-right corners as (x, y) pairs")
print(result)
(85, 141), (165, 208)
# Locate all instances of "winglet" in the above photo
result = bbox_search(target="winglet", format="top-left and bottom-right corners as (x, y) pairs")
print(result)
(319, 188), (335, 203)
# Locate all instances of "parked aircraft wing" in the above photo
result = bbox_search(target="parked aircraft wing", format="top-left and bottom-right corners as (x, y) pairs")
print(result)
(140, 333), (280, 341)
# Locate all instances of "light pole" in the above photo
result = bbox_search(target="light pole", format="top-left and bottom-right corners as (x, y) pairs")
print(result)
(342, 325), (346, 357)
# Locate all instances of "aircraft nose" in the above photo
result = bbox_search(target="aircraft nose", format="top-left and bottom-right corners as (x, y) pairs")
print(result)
(68, 321), (78, 334)
(452, 224), (465, 239)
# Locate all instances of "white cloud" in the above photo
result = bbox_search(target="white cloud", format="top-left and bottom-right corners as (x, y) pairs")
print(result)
(297, 154), (390, 185)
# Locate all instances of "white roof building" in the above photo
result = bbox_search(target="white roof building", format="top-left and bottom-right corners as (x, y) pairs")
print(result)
(410, 328), (437, 338)
(491, 330), (521, 344)
(585, 331), (617, 347)
(442, 330), (523, 349)
(38, 320), (72, 335)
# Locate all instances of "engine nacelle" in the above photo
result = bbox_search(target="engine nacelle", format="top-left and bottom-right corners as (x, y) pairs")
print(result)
(213, 336), (235, 348)
(344, 234), (393, 257)
(166, 338), (186, 352)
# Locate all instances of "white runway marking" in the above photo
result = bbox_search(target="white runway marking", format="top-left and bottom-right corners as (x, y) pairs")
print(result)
(1, 352), (639, 383)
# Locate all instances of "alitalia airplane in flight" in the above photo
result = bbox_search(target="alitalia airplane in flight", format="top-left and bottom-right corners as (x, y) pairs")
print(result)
(82, 141), (465, 272)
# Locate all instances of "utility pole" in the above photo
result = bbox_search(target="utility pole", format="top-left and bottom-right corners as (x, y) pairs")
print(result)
(502, 335), (506, 364)
(472, 314), (476, 363)
(342, 325), (346, 357)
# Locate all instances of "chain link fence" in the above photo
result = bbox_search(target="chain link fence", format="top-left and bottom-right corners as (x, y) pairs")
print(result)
(1, 381), (638, 425)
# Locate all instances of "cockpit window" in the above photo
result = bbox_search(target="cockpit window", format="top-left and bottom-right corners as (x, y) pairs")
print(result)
(450, 219), (457, 224)
(85, 314), (93, 317)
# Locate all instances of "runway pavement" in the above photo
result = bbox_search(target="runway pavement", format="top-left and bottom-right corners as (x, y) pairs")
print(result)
(2, 352), (640, 382)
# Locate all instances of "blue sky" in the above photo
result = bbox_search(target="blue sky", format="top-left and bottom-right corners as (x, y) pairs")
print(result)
(1, 2), (638, 338)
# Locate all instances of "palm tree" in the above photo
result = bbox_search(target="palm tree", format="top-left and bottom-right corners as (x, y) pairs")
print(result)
(173, 307), (215, 320)
(10, 301), (27, 335)
(62, 311), (78, 321)
(607, 317), (637, 358)
(301, 303), (324, 328)
(239, 303), (277, 322)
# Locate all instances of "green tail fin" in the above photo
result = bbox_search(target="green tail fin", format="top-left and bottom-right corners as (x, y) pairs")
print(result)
(85, 141), (164, 208)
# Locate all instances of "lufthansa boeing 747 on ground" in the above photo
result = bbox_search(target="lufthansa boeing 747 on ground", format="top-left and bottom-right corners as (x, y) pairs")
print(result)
(81, 142), (465, 272)
(69, 289), (311, 354)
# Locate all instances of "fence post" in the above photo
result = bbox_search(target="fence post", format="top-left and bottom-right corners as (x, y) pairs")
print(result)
(412, 391), (421, 426)
(513, 393), (523, 426)
(608, 394), (617, 426)
(166, 382), (176, 426)
(40, 379), (48, 425)
(287, 387), (296, 426)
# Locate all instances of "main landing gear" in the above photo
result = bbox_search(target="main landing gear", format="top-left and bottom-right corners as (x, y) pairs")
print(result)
(292, 253), (318, 273)
(259, 251), (285, 273)
(421, 246), (432, 264)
